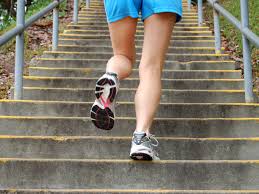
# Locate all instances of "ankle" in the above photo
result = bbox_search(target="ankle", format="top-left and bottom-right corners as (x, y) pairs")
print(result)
(106, 72), (118, 78)
(134, 129), (150, 135)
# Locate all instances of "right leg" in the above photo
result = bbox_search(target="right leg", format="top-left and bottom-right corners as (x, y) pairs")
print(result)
(106, 17), (137, 80)
(91, 17), (137, 130)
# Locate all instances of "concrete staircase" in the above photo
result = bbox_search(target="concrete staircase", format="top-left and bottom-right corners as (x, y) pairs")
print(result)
(0, 0), (259, 193)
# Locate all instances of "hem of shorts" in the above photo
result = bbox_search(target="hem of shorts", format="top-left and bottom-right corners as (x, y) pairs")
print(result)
(142, 7), (182, 23)
(107, 13), (139, 23)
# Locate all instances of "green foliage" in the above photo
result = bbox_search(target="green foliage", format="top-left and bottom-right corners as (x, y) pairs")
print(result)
(0, 0), (68, 53)
(0, 0), (67, 31)
(218, 0), (258, 50)
(204, 0), (259, 68)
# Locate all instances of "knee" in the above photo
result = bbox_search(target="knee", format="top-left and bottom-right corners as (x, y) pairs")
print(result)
(107, 54), (134, 77)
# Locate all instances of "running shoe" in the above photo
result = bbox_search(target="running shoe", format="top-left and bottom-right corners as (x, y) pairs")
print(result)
(90, 72), (119, 130)
(130, 131), (160, 160)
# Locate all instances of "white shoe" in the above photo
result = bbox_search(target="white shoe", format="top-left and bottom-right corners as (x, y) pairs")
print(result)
(90, 72), (119, 130)
(130, 131), (160, 161)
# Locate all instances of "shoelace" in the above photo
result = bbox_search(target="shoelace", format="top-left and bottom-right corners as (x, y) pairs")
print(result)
(148, 134), (160, 159)
(147, 134), (159, 147)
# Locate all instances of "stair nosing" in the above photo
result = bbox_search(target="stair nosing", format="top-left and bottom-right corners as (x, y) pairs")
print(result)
(1, 158), (259, 164)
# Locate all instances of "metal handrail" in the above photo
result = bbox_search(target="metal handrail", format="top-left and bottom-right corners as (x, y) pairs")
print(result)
(0, 0), (89, 99)
(188, 0), (259, 103)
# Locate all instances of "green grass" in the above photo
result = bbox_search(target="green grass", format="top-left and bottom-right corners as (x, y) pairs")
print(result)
(0, 0), (68, 99)
(204, 0), (259, 70)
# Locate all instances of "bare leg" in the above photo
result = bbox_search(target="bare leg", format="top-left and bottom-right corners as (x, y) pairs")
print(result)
(91, 17), (138, 130)
(135, 13), (176, 133)
(106, 17), (137, 80)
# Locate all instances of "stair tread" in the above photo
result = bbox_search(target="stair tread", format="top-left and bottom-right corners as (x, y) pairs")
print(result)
(0, 189), (259, 193)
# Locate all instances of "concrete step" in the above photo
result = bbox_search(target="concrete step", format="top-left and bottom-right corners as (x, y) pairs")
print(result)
(35, 59), (236, 70)
(1, 117), (258, 137)
(0, 159), (259, 189)
(42, 52), (229, 62)
(59, 38), (216, 47)
(1, 136), (259, 160)
(57, 45), (220, 54)
(23, 77), (244, 90)
(66, 24), (210, 31)
(0, 101), (258, 117)
(2, 189), (259, 194)
(18, 88), (247, 103)
(29, 68), (240, 79)
(59, 33), (214, 41)
(63, 29), (213, 37)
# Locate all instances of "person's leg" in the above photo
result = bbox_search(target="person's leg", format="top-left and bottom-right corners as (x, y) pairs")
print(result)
(135, 13), (177, 133)
(91, 17), (137, 130)
(106, 17), (138, 80)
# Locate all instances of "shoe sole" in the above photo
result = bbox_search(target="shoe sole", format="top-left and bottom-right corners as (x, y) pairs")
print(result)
(91, 76), (117, 130)
(130, 153), (153, 161)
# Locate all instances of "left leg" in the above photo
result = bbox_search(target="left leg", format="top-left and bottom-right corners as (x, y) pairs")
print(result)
(135, 13), (177, 134)
(130, 13), (177, 160)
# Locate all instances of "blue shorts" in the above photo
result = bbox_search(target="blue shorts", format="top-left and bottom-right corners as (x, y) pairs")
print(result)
(104, 0), (183, 23)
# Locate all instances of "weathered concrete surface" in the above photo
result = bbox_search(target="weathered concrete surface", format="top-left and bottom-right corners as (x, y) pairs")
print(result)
(23, 77), (243, 90)
(0, 101), (259, 117)
(57, 45), (217, 54)
(0, 117), (258, 137)
(1, 190), (259, 194)
(67, 24), (209, 31)
(59, 39), (216, 47)
(28, 68), (241, 79)
(63, 30), (213, 37)
(59, 34), (215, 40)
(1, 160), (259, 189)
(1, 137), (259, 159)
(16, 88), (247, 103)
(41, 52), (229, 62)
(35, 59), (236, 70)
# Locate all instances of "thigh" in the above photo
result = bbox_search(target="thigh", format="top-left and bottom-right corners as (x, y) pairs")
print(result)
(141, 13), (176, 67)
(142, 0), (182, 23)
(104, 0), (140, 23)
(108, 17), (138, 63)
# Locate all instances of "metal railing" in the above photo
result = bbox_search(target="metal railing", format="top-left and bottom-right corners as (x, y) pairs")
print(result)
(0, 0), (89, 100)
(188, 0), (259, 103)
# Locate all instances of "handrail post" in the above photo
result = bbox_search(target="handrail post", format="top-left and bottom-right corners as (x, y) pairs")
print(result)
(213, 6), (221, 54)
(86, 0), (90, 8)
(198, 0), (203, 26)
(188, 0), (191, 11)
(73, 0), (79, 24)
(240, 0), (254, 103)
(52, 1), (59, 51)
(14, 0), (25, 100)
